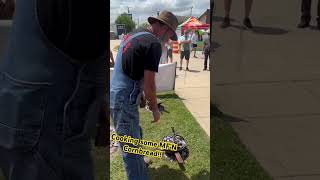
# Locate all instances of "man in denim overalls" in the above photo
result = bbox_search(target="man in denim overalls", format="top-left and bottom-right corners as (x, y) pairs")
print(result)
(110, 11), (178, 180)
(0, 1), (107, 179)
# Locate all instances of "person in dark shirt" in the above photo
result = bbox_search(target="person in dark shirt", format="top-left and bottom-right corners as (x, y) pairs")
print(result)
(121, 27), (163, 80)
(203, 32), (211, 71)
(110, 11), (178, 179)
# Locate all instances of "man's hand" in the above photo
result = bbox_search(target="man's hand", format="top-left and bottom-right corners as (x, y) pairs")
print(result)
(144, 70), (160, 123)
(152, 109), (160, 123)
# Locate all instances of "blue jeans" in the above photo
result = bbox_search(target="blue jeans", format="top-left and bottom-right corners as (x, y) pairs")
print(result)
(110, 88), (148, 180)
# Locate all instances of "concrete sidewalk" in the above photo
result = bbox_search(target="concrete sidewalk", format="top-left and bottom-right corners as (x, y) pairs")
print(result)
(110, 40), (210, 137)
(173, 53), (210, 137)
(213, 0), (320, 179)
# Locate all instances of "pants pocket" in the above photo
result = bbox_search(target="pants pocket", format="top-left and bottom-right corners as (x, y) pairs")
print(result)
(110, 90), (125, 109)
(0, 72), (49, 151)
(129, 88), (141, 106)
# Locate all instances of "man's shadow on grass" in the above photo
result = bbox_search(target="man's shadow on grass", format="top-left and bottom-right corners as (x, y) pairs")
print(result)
(190, 170), (210, 180)
(149, 165), (210, 180)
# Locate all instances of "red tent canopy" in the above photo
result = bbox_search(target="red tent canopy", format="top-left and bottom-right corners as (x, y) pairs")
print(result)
(179, 17), (209, 30)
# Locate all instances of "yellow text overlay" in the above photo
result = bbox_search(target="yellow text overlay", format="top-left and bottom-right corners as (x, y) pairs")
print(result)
(111, 133), (178, 158)
(123, 145), (164, 158)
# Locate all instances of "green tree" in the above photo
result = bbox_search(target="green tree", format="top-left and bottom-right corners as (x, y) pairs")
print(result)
(115, 13), (136, 33)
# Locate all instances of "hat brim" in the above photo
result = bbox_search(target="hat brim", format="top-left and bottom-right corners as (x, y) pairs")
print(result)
(148, 17), (178, 41)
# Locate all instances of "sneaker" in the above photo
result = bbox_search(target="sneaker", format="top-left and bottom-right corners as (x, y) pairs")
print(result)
(179, 67), (182, 70)
(243, 18), (253, 29)
(186, 67), (189, 71)
(221, 17), (230, 28)
(297, 16), (310, 28)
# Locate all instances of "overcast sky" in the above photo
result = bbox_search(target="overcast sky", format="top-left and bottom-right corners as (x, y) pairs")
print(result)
(110, 0), (209, 25)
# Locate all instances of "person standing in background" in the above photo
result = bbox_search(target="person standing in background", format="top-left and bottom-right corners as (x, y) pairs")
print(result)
(191, 30), (198, 58)
(298, 0), (320, 29)
(203, 31), (211, 71)
(221, 0), (254, 29)
(179, 30), (192, 71)
(166, 39), (173, 63)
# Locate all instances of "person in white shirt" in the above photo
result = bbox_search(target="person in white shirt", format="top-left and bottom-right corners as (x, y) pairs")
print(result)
(178, 30), (192, 71)
(191, 30), (198, 58)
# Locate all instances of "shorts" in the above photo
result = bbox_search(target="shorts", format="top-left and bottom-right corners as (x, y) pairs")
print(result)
(192, 44), (197, 48)
(180, 50), (190, 61)
(167, 49), (173, 58)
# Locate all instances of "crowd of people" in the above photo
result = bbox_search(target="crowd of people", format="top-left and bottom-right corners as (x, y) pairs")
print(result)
(159, 29), (211, 71)
(111, 29), (211, 72)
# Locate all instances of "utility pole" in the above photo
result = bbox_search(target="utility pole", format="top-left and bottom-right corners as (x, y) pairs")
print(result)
(127, 6), (132, 14)
(190, 6), (193, 17)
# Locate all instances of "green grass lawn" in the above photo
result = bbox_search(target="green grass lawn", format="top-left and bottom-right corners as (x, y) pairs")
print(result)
(111, 93), (210, 180)
(211, 105), (273, 180)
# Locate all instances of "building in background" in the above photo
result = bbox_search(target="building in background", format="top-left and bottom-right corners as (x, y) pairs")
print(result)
(198, 9), (210, 24)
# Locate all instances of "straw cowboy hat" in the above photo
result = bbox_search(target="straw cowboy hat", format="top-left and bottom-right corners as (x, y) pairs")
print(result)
(148, 10), (178, 41)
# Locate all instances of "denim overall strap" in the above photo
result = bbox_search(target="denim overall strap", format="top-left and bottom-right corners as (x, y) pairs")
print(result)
(114, 31), (154, 74)
(111, 31), (156, 91)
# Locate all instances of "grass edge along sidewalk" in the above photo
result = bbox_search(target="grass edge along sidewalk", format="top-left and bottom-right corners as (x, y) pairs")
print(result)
(211, 104), (273, 180)
(111, 92), (210, 180)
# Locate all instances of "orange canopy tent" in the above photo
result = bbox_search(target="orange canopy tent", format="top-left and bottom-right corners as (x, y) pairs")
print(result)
(178, 17), (209, 30)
